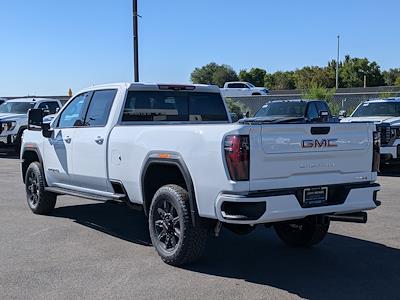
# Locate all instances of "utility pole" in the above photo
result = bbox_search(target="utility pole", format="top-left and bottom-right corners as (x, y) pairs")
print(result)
(133, 0), (139, 82)
(336, 35), (340, 90)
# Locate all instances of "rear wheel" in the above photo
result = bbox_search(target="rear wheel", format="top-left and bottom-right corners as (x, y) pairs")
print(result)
(25, 162), (57, 215)
(149, 184), (208, 266)
(274, 216), (329, 247)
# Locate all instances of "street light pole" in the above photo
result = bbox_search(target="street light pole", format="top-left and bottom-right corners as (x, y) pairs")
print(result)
(336, 35), (340, 90)
(133, 0), (139, 82)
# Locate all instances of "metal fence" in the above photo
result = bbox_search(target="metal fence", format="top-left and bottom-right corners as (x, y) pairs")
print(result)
(227, 86), (400, 116)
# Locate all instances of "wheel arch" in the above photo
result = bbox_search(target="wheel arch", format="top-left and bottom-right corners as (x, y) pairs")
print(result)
(141, 154), (199, 226)
(21, 146), (44, 184)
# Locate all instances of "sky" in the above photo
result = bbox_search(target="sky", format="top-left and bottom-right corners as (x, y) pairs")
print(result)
(0, 0), (399, 96)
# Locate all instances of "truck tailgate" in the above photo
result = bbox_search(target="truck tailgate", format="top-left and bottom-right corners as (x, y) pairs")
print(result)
(249, 122), (375, 191)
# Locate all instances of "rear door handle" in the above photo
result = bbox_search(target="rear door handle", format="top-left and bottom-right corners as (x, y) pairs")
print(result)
(64, 136), (72, 143)
(95, 137), (104, 145)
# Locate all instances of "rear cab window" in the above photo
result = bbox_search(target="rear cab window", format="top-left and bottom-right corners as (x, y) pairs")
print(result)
(84, 90), (117, 127)
(121, 91), (228, 123)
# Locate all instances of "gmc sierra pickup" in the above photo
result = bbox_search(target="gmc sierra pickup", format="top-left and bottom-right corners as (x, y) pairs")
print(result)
(21, 82), (380, 266)
(341, 97), (400, 164)
(0, 98), (61, 154)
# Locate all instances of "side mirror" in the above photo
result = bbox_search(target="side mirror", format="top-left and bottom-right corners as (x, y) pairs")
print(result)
(28, 109), (44, 130)
(28, 109), (53, 138)
(338, 110), (347, 118)
(314, 110), (329, 123)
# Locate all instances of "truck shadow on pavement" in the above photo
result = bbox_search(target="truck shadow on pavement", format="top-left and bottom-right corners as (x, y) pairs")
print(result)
(52, 201), (400, 300)
(191, 228), (400, 300)
(52, 201), (152, 246)
(0, 153), (19, 159)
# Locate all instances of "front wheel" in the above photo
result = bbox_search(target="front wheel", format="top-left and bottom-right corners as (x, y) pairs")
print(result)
(25, 162), (57, 215)
(274, 216), (330, 247)
(148, 184), (208, 266)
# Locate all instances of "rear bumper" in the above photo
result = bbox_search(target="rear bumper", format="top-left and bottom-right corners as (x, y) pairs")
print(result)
(215, 183), (380, 224)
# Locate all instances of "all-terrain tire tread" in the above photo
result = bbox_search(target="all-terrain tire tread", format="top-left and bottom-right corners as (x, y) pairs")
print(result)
(25, 162), (57, 215)
(149, 184), (207, 266)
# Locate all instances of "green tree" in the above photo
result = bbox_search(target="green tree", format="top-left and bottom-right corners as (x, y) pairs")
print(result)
(395, 77), (400, 87)
(293, 66), (334, 89)
(239, 68), (267, 87)
(383, 68), (400, 86)
(339, 55), (385, 88)
(265, 71), (295, 90)
(191, 62), (238, 87)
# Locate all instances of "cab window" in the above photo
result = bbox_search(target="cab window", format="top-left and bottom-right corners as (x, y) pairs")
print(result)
(306, 103), (319, 120)
(58, 93), (91, 128)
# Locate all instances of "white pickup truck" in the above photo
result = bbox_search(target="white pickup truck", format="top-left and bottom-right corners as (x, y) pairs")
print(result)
(220, 81), (269, 97)
(342, 98), (400, 164)
(0, 98), (62, 154)
(21, 82), (380, 266)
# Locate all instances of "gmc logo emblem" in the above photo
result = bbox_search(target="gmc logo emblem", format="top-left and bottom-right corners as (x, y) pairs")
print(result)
(302, 139), (338, 148)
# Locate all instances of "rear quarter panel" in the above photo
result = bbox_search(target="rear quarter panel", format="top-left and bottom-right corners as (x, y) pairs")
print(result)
(108, 124), (249, 218)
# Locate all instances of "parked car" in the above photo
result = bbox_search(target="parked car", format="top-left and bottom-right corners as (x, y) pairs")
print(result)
(253, 99), (334, 122)
(341, 97), (400, 164)
(220, 81), (268, 97)
(0, 98), (7, 106)
(21, 82), (380, 266)
(0, 98), (62, 154)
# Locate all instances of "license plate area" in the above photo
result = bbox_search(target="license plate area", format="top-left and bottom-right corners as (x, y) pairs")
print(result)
(303, 187), (328, 207)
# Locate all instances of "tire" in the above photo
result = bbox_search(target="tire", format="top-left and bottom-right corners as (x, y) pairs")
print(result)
(25, 161), (57, 215)
(148, 184), (208, 266)
(274, 216), (330, 247)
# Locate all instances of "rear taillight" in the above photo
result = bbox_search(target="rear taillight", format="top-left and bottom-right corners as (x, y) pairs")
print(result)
(372, 131), (380, 172)
(224, 135), (250, 181)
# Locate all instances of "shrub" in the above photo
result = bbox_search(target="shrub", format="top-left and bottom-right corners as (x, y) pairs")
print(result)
(302, 84), (339, 115)
(225, 98), (249, 119)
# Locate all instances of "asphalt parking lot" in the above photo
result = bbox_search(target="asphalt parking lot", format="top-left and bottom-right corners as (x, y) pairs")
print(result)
(0, 157), (399, 300)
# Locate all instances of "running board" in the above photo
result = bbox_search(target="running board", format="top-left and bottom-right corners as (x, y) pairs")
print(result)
(45, 187), (126, 202)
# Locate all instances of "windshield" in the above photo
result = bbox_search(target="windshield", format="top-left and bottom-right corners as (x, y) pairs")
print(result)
(0, 102), (35, 114)
(352, 102), (400, 117)
(255, 102), (307, 118)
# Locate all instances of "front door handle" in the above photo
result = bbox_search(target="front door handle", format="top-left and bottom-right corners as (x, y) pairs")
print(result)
(95, 137), (104, 145)
(64, 136), (72, 143)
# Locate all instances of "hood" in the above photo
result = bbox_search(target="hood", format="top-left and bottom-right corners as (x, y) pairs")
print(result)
(341, 116), (400, 126)
(0, 113), (27, 122)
